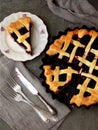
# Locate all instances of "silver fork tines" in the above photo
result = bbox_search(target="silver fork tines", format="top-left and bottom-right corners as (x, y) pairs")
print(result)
(6, 75), (21, 93)
(5, 74), (58, 122)
(3, 86), (23, 102)
(3, 86), (16, 98)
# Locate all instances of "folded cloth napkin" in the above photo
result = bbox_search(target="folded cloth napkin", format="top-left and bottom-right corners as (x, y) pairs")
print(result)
(58, 106), (98, 130)
(0, 118), (12, 130)
(0, 55), (70, 130)
(46, 0), (98, 28)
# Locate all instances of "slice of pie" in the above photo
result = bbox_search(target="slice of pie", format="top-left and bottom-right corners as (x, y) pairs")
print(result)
(6, 17), (33, 55)
(41, 27), (98, 107)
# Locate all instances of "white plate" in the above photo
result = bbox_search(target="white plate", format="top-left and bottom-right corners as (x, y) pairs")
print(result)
(0, 12), (48, 61)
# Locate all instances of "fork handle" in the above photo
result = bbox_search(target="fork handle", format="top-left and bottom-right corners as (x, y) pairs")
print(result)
(21, 92), (58, 122)
(28, 102), (58, 122)
(37, 93), (56, 115)
(25, 100), (49, 123)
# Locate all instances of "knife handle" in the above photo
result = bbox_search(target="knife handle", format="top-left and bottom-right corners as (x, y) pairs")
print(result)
(37, 93), (57, 115)
(21, 91), (58, 122)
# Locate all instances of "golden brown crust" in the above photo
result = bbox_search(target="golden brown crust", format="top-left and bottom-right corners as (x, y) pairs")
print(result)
(44, 28), (98, 107)
(6, 17), (32, 53)
(43, 65), (78, 93)
(6, 17), (31, 33)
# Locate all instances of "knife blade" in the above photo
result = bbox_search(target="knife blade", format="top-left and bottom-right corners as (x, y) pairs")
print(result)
(15, 67), (38, 95)
(15, 67), (57, 116)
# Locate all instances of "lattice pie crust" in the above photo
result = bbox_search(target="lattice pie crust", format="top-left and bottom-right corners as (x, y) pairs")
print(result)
(6, 17), (33, 55)
(43, 28), (98, 107)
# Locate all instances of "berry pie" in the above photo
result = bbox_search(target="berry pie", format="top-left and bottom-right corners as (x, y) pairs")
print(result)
(42, 27), (98, 107)
(6, 17), (33, 55)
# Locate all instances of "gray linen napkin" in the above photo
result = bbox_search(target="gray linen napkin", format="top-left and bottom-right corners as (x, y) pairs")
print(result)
(58, 106), (98, 130)
(0, 55), (70, 130)
(46, 0), (98, 28)
(0, 118), (12, 130)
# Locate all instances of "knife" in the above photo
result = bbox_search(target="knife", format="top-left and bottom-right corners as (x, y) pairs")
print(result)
(15, 67), (56, 115)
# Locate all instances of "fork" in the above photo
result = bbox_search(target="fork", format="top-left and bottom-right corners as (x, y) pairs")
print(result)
(15, 67), (56, 115)
(2, 86), (50, 123)
(5, 74), (58, 122)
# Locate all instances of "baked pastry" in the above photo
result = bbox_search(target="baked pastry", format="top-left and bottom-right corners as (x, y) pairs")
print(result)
(42, 27), (98, 107)
(6, 17), (33, 55)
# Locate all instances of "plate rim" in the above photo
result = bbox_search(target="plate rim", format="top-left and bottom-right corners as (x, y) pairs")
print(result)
(0, 12), (48, 61)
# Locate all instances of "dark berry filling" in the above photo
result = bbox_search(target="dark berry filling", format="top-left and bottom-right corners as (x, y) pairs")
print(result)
(66, 43), (74, 54)
(80, 35), (91, 46)
(84, 92), (91, 97)
(11, 33), (18, 41)
(19, 27), (28, 35)
(41, 28), (98, 108)
(72, 34), (78, 40)
(59, 74), (67, 81)
(91, 37), (98, 50)
(10, 23), (33, 55)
